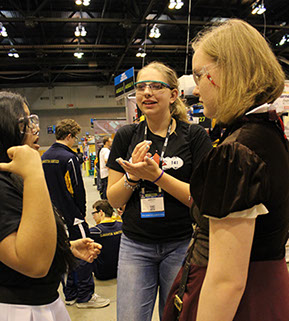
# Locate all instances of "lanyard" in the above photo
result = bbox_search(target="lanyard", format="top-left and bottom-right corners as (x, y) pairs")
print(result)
(144, 118), (173, 169)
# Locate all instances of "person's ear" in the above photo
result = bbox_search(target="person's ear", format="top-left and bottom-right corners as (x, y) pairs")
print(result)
(170, 88), (178, 104)
(66, 133), (72, 140)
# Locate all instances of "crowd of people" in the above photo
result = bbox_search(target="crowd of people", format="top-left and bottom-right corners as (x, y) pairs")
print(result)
(0, 17), (288, 321)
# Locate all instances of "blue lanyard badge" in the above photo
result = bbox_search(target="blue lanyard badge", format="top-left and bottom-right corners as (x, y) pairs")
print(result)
(140, 189), (165, 218)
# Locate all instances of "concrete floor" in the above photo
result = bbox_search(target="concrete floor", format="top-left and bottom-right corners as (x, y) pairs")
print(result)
(59, 175), (160, 321)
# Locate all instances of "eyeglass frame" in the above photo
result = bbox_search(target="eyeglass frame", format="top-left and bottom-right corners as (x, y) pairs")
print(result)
(134, 80), (172, 92)
(69, 133), (78, 140)
(91, 210), (99, 215)
(18, 114), (39, 135)
(193, 64), (219, 87)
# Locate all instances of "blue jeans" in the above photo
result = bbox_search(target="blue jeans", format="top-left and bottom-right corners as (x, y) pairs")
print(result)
(117, 234), (190, 321)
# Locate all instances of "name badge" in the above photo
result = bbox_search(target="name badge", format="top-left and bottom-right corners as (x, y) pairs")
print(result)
(140, 191), (165, 218)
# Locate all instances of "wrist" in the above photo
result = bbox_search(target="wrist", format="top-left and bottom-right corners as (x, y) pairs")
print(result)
(124, 174), (140, 191)
(125, 172), (140, 183)
(152, 169), (164, 184)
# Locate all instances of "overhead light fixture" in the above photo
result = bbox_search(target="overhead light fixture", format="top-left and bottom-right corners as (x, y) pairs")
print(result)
(8, 48), (19, 58)
(75, 24), (87, 37)
(278, 35), (289, 46)
(0, 24), (8, 37)
(81, 26), (87, 37)
(168, 0), (184, 10)
(75, 0), (90, 6)
(74, 47), (84, 59)
(149, 25), (161, 39)
(175, 0), (184, 9)
(251, 1), (266, 15)
(136, 48), (146, 58)
(75, 26), (80, 37)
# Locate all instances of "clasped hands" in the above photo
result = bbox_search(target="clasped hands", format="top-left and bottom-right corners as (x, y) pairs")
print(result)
(116, 140), (162, 183)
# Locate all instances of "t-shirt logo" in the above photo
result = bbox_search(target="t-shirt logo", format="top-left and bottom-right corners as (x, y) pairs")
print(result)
(129, 153), (184, 170)
(162, 156), (184, 170)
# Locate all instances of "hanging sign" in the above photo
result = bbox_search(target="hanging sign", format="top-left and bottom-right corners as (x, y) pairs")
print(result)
(114, 67), (135, 99)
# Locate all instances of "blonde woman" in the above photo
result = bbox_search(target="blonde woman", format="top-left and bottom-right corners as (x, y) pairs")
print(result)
(107, 62), (212, 321)
(163, 19), (289, 321)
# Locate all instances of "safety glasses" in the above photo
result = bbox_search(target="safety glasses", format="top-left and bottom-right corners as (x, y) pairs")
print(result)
(193, 64), (218, 87)
(18, 114), (39, 135)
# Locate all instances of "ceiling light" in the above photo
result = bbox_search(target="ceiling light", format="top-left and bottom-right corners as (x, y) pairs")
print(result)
(168, 0), (183, 10)
(149, 25), (161, 38)
(74, 26), (80, 37)
(75, 0), (90, 5)
(8, 48), (19, 58)
(278, 35), (289, 46)
(75, 24), (87, 37)
(168, 0), (176, 9)
(251, 1), (266, 15)
(257, 5), (266, 14)
(74, 48), (84, 59)
(0, 24), (8, 37)
(175, 0), (184, 10)
(136, 49), (146, 58)
(83, 0), (90, 6)
(80, 26), (87, 37)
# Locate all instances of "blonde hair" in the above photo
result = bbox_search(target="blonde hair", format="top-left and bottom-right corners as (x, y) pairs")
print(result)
(137, 61), (189, 123)
(192, 19), (285, 125)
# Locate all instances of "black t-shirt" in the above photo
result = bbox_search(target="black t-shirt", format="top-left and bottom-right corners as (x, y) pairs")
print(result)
(107, 119), (212, 243)
(0, 172), (61, 305)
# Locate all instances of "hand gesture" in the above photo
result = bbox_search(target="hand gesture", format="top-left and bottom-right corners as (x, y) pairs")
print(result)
(131, 140), (152, 164)
(70, 238), (102, 263)
(117, 154), (162, 183)
(0, 145), (43, 179)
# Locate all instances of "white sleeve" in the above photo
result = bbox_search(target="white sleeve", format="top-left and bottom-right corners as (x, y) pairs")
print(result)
(204, 203), (269, 220)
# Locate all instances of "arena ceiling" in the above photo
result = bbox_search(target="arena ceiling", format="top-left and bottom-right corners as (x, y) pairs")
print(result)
(0, 0), (288, 88)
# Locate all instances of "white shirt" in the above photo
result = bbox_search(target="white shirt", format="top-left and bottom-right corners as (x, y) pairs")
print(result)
(99, 147), (110, 179)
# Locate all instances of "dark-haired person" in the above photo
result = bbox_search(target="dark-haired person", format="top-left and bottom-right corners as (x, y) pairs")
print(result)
(163, 19), (289, 321)
(107, 62), (212, 321)
(90, 199), (122, 280)
(99, 136), (113, 199)
(0, 91), (101, 320)
(76, 147), (84, 165)
(42, 119), (110, 309)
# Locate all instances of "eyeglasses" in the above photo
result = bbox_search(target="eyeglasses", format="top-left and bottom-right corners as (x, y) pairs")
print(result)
(18, 114), (39, 135)
(91, 210), (99, 215)
(73, 135), (79, 140)
(134, 80), (171, 92)
(193, 64), (218, 87)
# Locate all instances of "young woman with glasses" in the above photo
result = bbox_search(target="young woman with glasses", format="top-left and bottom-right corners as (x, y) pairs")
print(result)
(0, 91), (101, 321)
(163, 19), (289, 321)
(107, 62), (212, 321)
